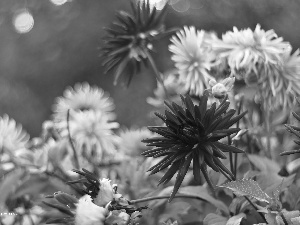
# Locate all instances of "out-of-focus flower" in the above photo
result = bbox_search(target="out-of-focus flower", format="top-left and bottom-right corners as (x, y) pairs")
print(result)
(0, 115), (29, 152)
(102, 1), (171, 86)
(210, 24), (289, 80)
(147, 71), (187, 108)
(95, 178), (114, 207)
(66, 111), (119, 163)
(257, 48), (300, 110)
(53, 82), (115, 128)
(75, 195), (108, 225)
(118, 127), (154, 157)
(142, 94), (246, 200)
(209, 77), (235, 99)
(1, 206), (43, 225)
(169, 26), (216, 96)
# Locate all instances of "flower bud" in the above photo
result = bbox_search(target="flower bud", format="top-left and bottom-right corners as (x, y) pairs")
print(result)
(75, 195), (108, 225)
(94, 178), (114, 207)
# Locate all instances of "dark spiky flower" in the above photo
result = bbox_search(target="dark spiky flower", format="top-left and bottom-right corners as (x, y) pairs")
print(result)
(281, 98), (300, 156)
(101, 0), (172, 86)
(142, 93), (247, 201)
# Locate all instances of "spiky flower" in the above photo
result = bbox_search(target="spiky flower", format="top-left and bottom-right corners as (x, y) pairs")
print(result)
(257, 48), (300, 110)
(142, 93), (246, 200)
(53, 82), (115, 127)
(102, 0), (170, 86)
(0, 114), (29, 152)
(65, 111), (120, 163)
(169, 26), (217, 96)
(210, 24), (289, 80)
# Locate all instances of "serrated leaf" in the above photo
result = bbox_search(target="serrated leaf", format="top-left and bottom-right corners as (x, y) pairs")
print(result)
(219, 179), (270, 203)
(203, 213), (227, 225)
(226, 213), (246, 225)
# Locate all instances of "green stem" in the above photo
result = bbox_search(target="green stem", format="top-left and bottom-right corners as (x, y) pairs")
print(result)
(67, 109), (80, 170)
(264, 109), (272, 159)
(145, 50), (169, 100)
(129, 194), (208, 204)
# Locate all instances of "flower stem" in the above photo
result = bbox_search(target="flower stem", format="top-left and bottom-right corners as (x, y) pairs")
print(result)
(145, 50), (169, 100)
(129, 194), (208, 204)
(67, 109), (80, 170)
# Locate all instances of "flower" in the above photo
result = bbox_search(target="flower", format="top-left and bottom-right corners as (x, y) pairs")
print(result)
(210, 24), (289, 79)
(0, 115), (29, 152)
(142, 94), (246, 200)
(257, 48), (300, 110)
(66, 111), (120, 163)
(95, 178), (114, 207)
(101, 0), (170, 86)
(118, 127), (154, 157)
(169, 26), (216, 96)
(52, 82), (115, 127)
(209, 77), (235, 99)
(75, 195), (108, 225)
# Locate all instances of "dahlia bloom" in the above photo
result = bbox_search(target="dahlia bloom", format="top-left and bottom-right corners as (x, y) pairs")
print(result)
(66, 111), (119, 163)
(0, 114), (29, 152)
(53, 82), (115, 127)
(75, 195), (108, 225)
(94, 178), (114, 207)
(169, 26), (216, 96)
(210, 24), (289, 80)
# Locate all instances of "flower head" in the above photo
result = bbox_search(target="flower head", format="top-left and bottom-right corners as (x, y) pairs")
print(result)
(210, 24), (289, 79)
(142, 94), (246, 200)
(102, 1), (170, 86)
(118, 127), (154, 157)
(53, 82), (115, 126)
(95, 178), (114, 207)
(257, 48), (300, 110)
(65, 111), (120, 163)
(209, 77), (235, 99)
(0, 115), (29, 152)
(75, 195), (108, 225)
(169, 26), (217, 96)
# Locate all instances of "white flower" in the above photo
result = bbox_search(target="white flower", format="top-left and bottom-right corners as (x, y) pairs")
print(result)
(169, 26), (216, 96)
(94, 178), (114, 207)
(210, 24), (289, 79)
(75, 195), (108, 225)
(66, 111), (120, 163)
(117, 127), (154, 157)
(52, 82), (116, 127)
(0, 115), (29, 152)
(209, 77), (235, 99)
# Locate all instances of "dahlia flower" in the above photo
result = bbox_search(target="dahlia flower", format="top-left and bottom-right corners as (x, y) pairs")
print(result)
(210, 24), (289, 80)
(143, 94), (246, 200)
(75, 195), (108, 225)
(102, 0), (170, 85)
(169, 26), (216, 96)
(53, 82), (115, 127)
(66, 111), (119, 163)
(0, 115), (29, 152)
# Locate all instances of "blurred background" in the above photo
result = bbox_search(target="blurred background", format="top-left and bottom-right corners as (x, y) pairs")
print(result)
(1, 0), (300, 137)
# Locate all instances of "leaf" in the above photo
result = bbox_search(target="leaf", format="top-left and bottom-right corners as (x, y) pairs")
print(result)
(219, 179), (270, 203)
(248, 154), (280, 173)
(0, 169), (25, 211)
(203, 213), (227, 225)
(179, 185), (229, 215)
(291, 217), (300, 225)
(226, 213), (246, 225)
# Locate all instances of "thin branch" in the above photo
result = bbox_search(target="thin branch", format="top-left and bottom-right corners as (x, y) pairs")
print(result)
(67, 109), (80, 170)
(129, 194), (208, 204)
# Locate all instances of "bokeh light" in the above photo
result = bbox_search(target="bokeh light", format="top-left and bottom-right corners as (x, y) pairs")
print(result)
(13, 9), (34, 34)
(50, 0), (69, 6)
